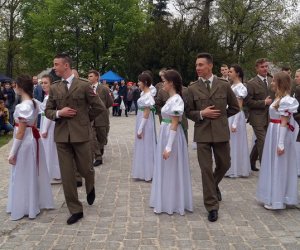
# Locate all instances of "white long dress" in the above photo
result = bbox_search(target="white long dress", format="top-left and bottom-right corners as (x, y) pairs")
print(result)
(131, 92), (156, 181)
(40, 95), (61, 180)
(7, 100), (54, 220)
(289, 116), (300, 176)
(226, 83), (251, 177)
(256, 96), (299, 209)
(150, 94), (193, 215)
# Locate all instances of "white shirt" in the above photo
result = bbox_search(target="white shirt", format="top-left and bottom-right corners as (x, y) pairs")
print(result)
(257, 75), (268, 86)
(62, 74), (75, 89)
(200, 75), (214, 88)
(91, 83), (98, 94)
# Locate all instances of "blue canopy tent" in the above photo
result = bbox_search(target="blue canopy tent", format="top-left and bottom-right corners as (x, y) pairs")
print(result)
(100, 70), (124, 83)
(0, 74), (12, 82)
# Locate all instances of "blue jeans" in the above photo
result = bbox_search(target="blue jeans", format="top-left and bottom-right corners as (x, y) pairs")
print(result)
(0, 123), (14, 134)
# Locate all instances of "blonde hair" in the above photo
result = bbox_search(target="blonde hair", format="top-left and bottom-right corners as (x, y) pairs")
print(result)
(273, 72), (291, 110)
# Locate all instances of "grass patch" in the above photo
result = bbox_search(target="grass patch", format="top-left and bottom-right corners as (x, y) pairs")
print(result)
(0, 134), (13, 148)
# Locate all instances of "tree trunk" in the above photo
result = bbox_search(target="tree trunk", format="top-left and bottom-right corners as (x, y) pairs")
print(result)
(199, 0), (214, 31)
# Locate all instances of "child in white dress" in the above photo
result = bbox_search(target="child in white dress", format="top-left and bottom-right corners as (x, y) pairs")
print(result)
(150, 70), (193, 215)
(226, 65), (251, 177)
(131, 72), (156, 181)
(256, 72), (299, 210)
(40, 75), (61, 182)
(7, 75), (54, 220)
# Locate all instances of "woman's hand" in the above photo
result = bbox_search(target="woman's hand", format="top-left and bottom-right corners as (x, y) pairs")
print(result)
(163, 150), (171, 160)
(8, 156), (16, 165)
(41, 132), (48, 138)
(137, 132), (143, 139)
(277, 147), (285, 156)
(231, 126), (237, 133)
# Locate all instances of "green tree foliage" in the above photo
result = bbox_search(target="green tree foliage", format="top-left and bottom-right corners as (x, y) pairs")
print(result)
(269, 23), (300, 71)
(1, 0), (299, 81)
(21, 0), (147, 76)
(214, 0), (297, 77)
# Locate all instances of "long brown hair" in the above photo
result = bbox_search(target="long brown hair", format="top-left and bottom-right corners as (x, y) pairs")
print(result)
(163, 69), (183, 96)
(16, 74), (36, 109)
(273, 72), (291, 110)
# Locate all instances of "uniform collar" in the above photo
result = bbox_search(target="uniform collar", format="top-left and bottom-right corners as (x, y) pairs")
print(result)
(62, 74), (75, 84)
(257, 74), (267, 82)
(200, 75), (214, 83)
(92, 82), (98, 88)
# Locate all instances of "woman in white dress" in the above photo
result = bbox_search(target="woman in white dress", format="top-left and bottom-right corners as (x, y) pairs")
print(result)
(7, 75), (54, 220)
(40, 75), (61, 182)
(150, 70), (193, 215)
(225, 65), (251, 177)
(256, 72), (299, 210)
(131, 72), (156, 181)
(291, 69), (300, 175)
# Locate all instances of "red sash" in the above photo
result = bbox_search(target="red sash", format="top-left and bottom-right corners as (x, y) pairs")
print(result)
(270, 119), (295, 132)
(15, 123), (40, 175)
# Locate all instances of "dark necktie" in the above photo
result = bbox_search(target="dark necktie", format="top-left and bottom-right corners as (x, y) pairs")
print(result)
(204, 80), (211, 92)
(263, 78), (268, 88)
(62, 80), (69, 91)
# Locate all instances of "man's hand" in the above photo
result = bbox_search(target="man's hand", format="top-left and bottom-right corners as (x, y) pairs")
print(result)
(58, 107), (77, 117)
(201, 106), (221, 119)
(265, 96), (272, 106)
(231, 126), (237, 133)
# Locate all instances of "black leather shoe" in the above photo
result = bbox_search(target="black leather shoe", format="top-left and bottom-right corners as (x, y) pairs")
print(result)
(93, 160), (103, 167)
(87, 187), (95, 205)
(76, 181), (82, 187)
(208, 210), (218, 222)
(216, 186), (222, 201)
(67, 212), (83, 225)
(251, 165), (259, 171)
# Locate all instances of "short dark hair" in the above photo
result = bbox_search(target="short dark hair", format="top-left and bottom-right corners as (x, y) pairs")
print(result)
(281, 66), (291, 72)
(197, 53), (213, 64)
(138, 72), (152, 87)
(54, 53), (72, 67)
(88, 70), (100, 78)
(255, 58), (268, 67)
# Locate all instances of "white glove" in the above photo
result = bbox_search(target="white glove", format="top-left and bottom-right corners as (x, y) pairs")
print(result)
(232, 112), (240, 129)
(41, 118), (51, 134)
(138, 118), (147, 135)
(165, 130), (177, 152)
(9, 139), (22, 158)
(278, 126), (287, 150)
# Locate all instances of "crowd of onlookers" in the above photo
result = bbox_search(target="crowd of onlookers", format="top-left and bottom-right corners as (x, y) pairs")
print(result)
(0, 81), (19, 135)
(0, 74), (141, 136)
(110, 80), (141, 117)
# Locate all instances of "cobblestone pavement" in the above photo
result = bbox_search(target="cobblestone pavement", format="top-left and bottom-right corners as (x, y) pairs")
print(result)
(1, 113), (300, 250)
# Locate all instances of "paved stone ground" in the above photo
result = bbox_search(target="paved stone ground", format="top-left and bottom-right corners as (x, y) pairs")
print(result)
(1, 113), (300, 250)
